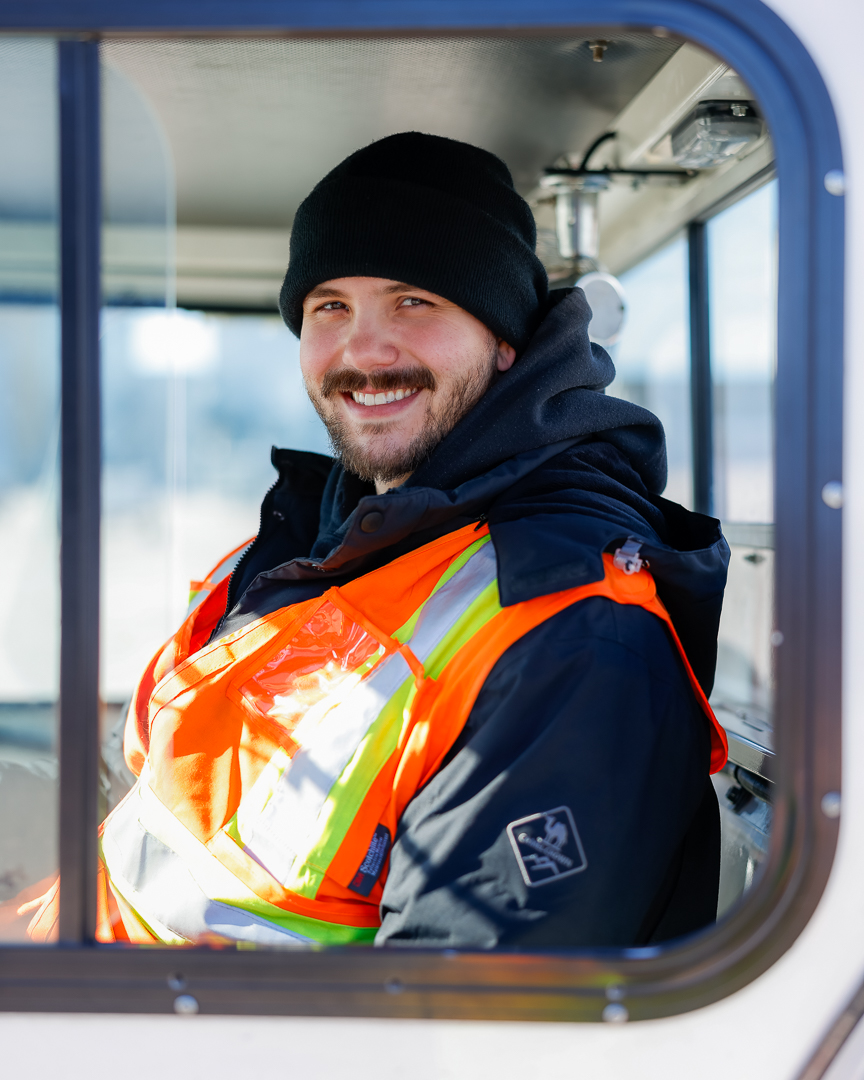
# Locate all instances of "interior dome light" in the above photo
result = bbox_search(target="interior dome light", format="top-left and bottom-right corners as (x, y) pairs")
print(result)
(670, 100), (763, 169)
(576, 271), (627, 347)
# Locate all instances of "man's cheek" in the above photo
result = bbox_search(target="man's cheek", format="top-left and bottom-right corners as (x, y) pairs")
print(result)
(299, 334), (339, 378)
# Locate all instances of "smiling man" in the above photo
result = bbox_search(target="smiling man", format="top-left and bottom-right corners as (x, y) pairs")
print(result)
(300, 276), (515, 491)
(48, 132), (730, 951)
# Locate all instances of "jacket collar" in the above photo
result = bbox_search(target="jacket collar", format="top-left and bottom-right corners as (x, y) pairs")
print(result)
(262, 438), (582, 583)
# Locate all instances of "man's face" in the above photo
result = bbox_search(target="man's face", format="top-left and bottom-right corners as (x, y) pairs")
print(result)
(299, 277), (516, 490)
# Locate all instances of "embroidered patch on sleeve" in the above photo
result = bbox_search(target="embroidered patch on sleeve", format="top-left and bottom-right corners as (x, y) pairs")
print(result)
(347, 823), (392, 896)
(506, 805), (587, 887)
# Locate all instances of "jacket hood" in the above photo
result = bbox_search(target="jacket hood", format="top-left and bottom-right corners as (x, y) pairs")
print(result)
(407, 286), (667, 494)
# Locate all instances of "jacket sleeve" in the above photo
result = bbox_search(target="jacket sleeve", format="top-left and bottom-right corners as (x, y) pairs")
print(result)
(376, 595), (717, 949)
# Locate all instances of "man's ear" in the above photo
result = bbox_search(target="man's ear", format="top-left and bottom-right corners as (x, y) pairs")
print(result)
(496, 340), (516, 372)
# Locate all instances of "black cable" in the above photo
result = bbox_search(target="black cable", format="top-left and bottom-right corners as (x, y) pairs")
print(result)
(578, 130), (617, 171)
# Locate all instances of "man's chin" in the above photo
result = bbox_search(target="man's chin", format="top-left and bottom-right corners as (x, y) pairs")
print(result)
(337, 421), (418, 457)
(326, 431), (423, 483)
(344, 447), (414, 482)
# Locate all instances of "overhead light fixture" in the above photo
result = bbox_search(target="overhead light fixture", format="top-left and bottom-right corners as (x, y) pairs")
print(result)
(670, 100), (763, 169)
(540, 172), (610, 265)
(537, 130), (693, 283)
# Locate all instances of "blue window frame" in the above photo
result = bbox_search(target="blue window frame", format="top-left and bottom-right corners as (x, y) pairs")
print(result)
(0, 0), (843, 1021)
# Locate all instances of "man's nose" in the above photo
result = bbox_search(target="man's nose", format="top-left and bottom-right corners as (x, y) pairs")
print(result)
(340, 314), (399, 371)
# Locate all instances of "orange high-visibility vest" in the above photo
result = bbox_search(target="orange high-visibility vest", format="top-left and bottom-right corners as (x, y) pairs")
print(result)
(27, 522), (727, 946)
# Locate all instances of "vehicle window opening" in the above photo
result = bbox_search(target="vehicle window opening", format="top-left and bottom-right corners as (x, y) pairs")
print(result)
(0, 15), (836, 1029)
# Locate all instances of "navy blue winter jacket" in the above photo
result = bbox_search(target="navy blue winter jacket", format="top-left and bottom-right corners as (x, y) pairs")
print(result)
(214, 288), (729, 949)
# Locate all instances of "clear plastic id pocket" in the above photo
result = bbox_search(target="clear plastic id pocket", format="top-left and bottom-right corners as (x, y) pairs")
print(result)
(235, 598), (389, 735)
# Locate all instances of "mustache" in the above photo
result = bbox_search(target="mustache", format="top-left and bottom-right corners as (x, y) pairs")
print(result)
(320, 366), (437, 399)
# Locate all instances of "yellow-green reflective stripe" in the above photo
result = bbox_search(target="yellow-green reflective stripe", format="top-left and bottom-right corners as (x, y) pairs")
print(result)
(103, 769), (376, 945)
(233, 639), (388, 842)
(292, 675), (415, 885)
(393, 534), (491, 645)
(230, 646), (388, 853)
(423, 580), (501, 680)
(235, 649), (415, 892)
(296, 569), (503, 882)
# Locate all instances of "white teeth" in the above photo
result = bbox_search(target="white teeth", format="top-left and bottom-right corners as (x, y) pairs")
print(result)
(350, 388), (418, 405)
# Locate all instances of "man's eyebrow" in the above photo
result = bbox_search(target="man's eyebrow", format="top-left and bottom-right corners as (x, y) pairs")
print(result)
(381, 282), (427, 295)
(304, 281), (431, 303)
(304, 285), (347, 302)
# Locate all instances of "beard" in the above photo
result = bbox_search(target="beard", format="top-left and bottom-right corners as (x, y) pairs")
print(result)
(305, 339), (499, 484)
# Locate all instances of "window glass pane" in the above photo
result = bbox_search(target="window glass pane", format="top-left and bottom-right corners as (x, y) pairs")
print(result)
(98, 57), (178, 820)
(612, 235), (693, 508)
(0, 37), (60, 942)
(707, 181), (778, 917)
(708, 180), (777, 524)
(97, 53), (330, 901)
(100, 310), (328, 702)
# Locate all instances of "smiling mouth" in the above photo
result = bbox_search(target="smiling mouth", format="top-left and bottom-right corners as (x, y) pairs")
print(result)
(349, 388), (420, 407)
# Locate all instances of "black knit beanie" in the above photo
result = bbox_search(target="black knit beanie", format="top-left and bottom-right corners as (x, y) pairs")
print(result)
(279, 132), (549, 354)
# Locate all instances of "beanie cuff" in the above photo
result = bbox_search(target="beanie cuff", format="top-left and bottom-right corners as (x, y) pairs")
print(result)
(281, 174), (548, 353)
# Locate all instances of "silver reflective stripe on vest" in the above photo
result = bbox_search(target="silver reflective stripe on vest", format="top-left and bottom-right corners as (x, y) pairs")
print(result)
(238, 649), (413, 887)
(408, 539), (497, 662)
(102, 769), (315, 946)
(235, 540), (499, 886)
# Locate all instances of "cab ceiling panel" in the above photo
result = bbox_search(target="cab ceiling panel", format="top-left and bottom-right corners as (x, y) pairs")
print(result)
(102, 35), (680, 229)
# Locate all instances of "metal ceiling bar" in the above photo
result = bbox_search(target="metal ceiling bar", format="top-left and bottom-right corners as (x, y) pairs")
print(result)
(57, 37), (101, 946)
(688, 219), (714, 516)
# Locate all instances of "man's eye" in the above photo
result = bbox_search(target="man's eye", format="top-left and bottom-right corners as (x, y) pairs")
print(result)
(400, 297), (427, 307)
(321, 301), (347, 311)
